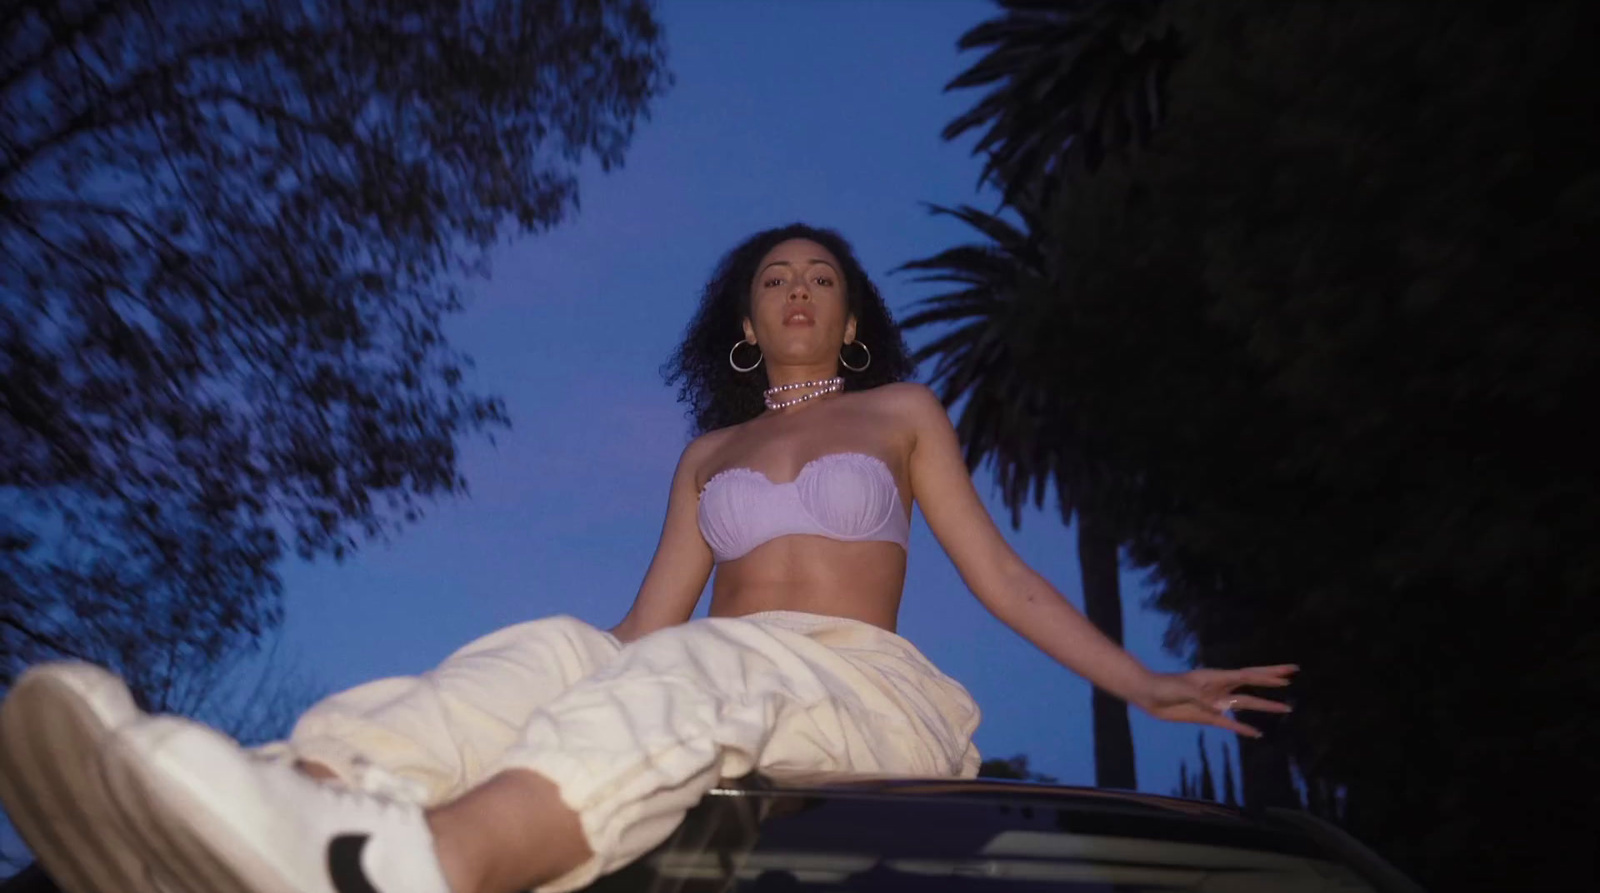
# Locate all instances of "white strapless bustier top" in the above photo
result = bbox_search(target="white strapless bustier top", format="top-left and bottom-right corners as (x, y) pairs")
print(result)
(696, 452), (911, 563)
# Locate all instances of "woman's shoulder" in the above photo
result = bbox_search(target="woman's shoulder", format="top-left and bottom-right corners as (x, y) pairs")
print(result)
(676, 425), (740, 482)
(859, 381), (945, 419)
(682, 426), (736, 462)
(847, 383), (951, 458)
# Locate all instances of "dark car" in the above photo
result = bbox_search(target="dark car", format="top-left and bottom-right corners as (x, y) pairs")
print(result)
(0, 773), (1423, 893)
(580, 772), (1425, 893)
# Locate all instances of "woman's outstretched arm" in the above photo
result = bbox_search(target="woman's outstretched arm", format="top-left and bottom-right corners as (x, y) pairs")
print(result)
(893, 383), (1293, 737)
(609, 434), (719, 644)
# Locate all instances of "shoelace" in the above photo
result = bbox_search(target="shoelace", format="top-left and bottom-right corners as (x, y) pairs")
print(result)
(313, 775), (418, 820)
(346, 761), (429, 804)
(250, 747), (429, 806)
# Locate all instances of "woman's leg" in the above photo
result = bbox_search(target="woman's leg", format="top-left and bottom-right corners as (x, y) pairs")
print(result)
(437, 613), (981, 893)
(274, 615), (620, 803)
(85, 613), (975, 893)
(0, 617), (620, 893)
(426, 769), (591, 893)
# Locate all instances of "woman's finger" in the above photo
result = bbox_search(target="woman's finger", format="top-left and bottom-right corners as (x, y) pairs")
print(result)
(1219, 694), (1292, 715)
(1208, 713), (1263, 739)
(1221, 668), (1297, 690)
(1152, 701), (1266, 738)
(1239, 664), (1299, 682)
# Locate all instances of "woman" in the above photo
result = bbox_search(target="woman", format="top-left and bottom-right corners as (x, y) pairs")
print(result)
(0, 224), (1295, 893)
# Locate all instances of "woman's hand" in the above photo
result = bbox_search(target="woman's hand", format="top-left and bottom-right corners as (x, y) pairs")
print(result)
(1135, 665), (1299, 738)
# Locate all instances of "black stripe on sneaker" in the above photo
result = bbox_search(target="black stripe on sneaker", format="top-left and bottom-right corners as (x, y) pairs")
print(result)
(328, 834), (381, 893)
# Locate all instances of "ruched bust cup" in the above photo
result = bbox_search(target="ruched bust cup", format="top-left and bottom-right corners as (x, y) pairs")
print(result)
(697, 453), (911, 563)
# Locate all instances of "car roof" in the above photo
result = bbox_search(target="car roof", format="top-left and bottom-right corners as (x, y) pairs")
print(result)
(710, 770), (1250, 819)
(696, 771), (1426, 893)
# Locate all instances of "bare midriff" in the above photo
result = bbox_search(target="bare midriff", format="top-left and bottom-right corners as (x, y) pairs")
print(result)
(706, 536), (907, 633)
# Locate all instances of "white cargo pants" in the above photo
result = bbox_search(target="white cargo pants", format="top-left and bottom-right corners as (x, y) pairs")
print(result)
(276, 612), (981, 892)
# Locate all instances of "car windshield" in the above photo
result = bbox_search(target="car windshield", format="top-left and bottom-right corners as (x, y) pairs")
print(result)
(646, 832), (1378, 892)
(584, 789), (1388, 893)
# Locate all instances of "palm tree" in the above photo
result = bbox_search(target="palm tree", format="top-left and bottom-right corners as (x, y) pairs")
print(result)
(911, 0), (1183, 793)
(943, 0), (1180, 199)
(899, 202), (1138, 790)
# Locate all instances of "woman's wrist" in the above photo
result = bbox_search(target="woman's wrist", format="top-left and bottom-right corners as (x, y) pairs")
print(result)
(1119, 668), (1161, 713)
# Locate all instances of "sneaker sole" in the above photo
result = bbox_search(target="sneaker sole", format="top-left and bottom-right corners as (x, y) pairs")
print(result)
(0, 663), (155, 893)
(100, 718), (308, 893)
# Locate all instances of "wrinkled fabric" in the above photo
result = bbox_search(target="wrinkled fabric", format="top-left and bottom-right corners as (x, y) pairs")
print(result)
(279, 612), (980, 893)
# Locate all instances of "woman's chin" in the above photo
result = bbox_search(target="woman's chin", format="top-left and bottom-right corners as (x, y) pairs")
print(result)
(762, 351), (837, 372)
(760, 334), (838, 363)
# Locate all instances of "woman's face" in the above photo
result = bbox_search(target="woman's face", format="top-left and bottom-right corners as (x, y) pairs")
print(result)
(742, 238), (857, 366)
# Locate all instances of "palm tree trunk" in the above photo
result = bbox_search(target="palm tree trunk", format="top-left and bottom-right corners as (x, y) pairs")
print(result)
(1078, 513), (1137, 789)
(1237, 729), (1300, 810)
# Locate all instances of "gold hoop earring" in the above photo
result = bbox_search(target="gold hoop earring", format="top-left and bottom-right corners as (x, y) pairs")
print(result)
(840, 340), (871, 373)
(729, 338), (763, 373)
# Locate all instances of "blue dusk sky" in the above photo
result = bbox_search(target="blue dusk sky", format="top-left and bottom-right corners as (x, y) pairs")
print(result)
(274, 0), (1234, 794)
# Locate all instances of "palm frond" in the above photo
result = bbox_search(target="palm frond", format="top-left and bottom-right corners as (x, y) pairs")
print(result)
(943, 0), (1180, 197)
(899, 204), (1084, 524)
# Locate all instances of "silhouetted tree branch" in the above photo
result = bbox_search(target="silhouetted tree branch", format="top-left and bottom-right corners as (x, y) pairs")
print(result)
(0, 0), (670, 706)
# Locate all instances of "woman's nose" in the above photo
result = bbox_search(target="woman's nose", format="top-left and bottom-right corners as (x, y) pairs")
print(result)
(787, 283), (810, 301)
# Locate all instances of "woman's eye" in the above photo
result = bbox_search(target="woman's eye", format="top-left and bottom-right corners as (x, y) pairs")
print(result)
(814, 276), (833, 286)
(764, 277), (783, 287)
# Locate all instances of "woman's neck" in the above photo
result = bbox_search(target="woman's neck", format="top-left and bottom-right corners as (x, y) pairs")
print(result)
(763, 364), (839, 390)
(762, 365), (844, 414)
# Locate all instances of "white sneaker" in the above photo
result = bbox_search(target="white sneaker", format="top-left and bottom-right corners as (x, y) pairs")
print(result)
(99, 715), (453, 893)
(247, 742), (433, 805)
(0, 662), (158, 893)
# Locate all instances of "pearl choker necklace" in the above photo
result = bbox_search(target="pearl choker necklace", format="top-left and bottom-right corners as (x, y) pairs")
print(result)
(764, 376), (843, 410)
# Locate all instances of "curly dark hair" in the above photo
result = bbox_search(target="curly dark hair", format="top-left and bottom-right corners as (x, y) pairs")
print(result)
(664, 223), (914, 435)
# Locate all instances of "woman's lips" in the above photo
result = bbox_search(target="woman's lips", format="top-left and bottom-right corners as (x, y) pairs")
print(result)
(782, 310), (814, 326)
